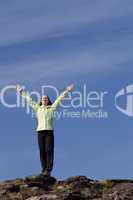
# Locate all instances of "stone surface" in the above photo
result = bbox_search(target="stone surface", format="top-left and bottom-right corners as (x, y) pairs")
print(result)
(0, 175), (133, 199)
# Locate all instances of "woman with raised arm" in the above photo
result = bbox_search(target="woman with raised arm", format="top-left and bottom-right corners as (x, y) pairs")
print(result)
(16, 84), (74, 177)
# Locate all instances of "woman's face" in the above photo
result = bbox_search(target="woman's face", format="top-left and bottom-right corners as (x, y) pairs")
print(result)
(41, 95), (49, 106)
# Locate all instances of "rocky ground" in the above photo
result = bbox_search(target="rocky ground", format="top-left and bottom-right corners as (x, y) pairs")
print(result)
(0, 175), (133, 200)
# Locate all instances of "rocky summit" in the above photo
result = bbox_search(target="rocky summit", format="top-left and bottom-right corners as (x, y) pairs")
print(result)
(0, 175), (133, 200)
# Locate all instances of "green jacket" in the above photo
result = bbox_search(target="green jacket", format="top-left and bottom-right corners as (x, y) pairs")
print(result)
(20, 89), (69, 132)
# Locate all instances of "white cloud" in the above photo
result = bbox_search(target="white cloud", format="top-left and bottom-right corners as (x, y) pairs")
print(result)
(0, 0), (132, 46)
(0, 0), (132, 87)
(0, 32), (132, 86)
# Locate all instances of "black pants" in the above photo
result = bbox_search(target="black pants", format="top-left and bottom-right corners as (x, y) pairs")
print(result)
(37, 130), (54, 173)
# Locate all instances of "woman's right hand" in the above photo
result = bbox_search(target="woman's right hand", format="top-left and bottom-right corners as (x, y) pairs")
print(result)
(16, 84), (23, 92)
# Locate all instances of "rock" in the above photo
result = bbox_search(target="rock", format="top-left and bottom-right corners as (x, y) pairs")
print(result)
(0, 175), (133, 199)
(26, 194), (58, 200)
(25, 175), (57, 190)
(102, 182), (133, 200)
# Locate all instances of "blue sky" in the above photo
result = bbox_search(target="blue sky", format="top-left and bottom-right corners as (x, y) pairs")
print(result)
(0, 0), (133, 181)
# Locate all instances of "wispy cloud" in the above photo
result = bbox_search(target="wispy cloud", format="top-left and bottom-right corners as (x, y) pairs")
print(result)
(0, 0), (133, 46)
(0, 0), (132, 86)
(0, 33), (132, 85)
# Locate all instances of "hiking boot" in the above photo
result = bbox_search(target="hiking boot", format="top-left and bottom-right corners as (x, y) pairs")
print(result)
(41, 170), (51, 176)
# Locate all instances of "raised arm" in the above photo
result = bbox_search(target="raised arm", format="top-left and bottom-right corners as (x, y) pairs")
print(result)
(16, 84), (39, 112)
(50, 84), (74, 111)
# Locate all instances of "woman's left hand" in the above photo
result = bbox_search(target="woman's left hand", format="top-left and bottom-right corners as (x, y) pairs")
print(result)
(66, 84), (74, 92)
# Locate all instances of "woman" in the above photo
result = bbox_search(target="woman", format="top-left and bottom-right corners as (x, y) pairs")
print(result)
(16, 84), (74, 176)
